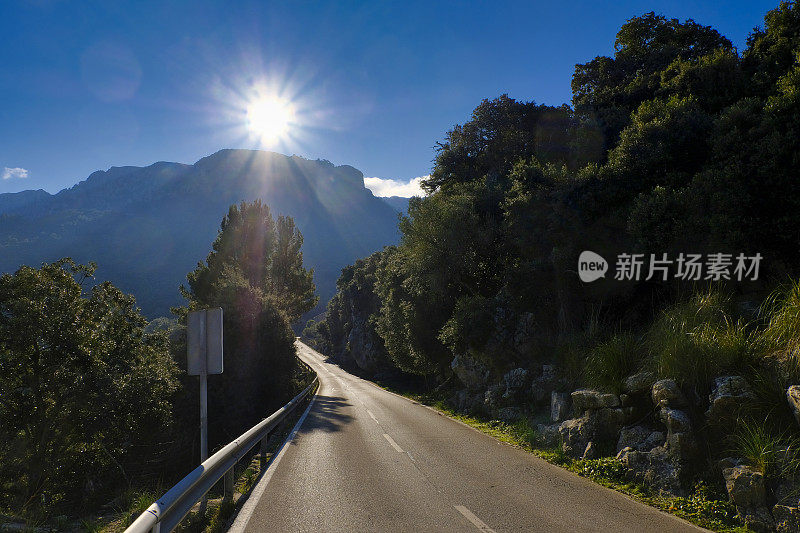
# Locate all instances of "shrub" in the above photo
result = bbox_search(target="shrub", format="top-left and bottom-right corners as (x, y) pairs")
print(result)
(584, 332), (645, 394)
(645, 290), (756, 393)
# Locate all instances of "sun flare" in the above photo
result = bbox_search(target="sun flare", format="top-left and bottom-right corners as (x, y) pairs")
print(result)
(246, 96), (295, 142)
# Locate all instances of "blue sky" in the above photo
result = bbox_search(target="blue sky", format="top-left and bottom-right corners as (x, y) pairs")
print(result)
(0, 0), (779, 195)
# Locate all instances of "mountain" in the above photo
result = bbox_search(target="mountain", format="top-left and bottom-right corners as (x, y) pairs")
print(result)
(0, 149), (401, 318)
(381, 196), (411, 215)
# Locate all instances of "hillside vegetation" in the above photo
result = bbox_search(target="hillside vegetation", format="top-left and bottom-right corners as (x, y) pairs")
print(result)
(308, 4), (800, 531)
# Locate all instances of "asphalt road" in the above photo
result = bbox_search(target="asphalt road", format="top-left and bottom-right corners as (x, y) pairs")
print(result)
(230, 341), (706, 533)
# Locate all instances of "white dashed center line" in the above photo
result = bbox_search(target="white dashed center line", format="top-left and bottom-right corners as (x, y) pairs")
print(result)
(383, 433), (404, 453)
(367, 409), (379, 423)
(454, 505), (497, 533)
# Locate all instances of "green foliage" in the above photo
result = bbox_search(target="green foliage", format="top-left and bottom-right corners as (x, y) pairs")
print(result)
(0, 259), (179, 513)
(181, 201), (308, 446)
(574, 457), (628, 484)
(584, 332), (645, 394)
(666, 484), (739, 530)
(186, 200), (317, 322)
(645, 291), (755, 392)
(731, 420), (800, 485)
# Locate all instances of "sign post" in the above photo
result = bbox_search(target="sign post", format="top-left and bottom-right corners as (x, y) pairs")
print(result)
(187, 307), (223, 516)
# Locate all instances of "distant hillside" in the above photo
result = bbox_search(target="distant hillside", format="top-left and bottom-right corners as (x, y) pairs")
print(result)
(0, 149), (401, 318)
(381, 196), (411, 215)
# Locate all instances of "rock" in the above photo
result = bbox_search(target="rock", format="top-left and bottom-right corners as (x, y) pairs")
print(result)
(623, 371), (656, 394)
(659, 408), (692, 434)
(502, 368), (528, 399)
(773, 504), (800, 533)
(616, 446), (682, 494)
(723, 465), (774, 532)
(617, 426), (664, 453)
(484, 384), (504, 411)
(706, 376), (755, 425)
(788, 386), (800, 426)
(497, 406), (522, 422)
(536, 423), (561, 447)
(453, 389), (482, 413)
(551, 392), (570, 422)
(558, 408), (628, 457)
(651, 379), (687, 408)
(529, 364), (560, 404)
(666, 432), (698, 466)
(717, 456), (743, 471)
(451, 354), (490, 391)
(571, 389), (620, 413)
(583, 441), (598, 460)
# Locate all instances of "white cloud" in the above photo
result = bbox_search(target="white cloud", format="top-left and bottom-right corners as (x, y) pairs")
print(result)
(2, 167), (29, 180)
(364, 175), (427, 197)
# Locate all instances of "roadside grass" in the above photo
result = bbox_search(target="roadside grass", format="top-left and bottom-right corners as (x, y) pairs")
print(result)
(380, 385), (745, 533)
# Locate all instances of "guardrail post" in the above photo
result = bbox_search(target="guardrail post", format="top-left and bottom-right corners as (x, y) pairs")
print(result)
(224, 467), (235, 502)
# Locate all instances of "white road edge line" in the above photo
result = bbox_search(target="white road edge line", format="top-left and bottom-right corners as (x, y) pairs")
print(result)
(228, 392), (317, 533)
(367, 409), (379, 423)
(383, 433), (404, 453)
(454, 505), (497, 533)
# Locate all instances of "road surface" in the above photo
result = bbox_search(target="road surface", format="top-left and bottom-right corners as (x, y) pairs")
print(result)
(229, 341), (705, 532)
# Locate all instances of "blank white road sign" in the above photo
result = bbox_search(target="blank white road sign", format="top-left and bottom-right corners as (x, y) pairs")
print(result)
(187, 308), (223, 375)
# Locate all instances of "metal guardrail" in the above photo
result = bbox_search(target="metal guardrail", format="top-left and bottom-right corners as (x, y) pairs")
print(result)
(125, 368), (318, 533)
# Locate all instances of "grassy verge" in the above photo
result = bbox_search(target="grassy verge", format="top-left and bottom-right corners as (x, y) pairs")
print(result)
(379, 386), (746, 533)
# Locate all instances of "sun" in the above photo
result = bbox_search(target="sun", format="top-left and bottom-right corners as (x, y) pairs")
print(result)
(246, 96), (295, 142)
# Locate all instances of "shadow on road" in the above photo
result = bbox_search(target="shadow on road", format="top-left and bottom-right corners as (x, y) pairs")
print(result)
(294, 395), (354, 437)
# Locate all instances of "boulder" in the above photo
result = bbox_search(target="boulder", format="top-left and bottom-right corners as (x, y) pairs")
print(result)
(558, 408), (628, 457)
(497, 406), (523, 423)
(551, 392), (570, 422)
(451, 354), (490, 391)
(571, 389), (620, 413)
(659, 408), (692, 434)
(536, 423), (561, 447)
(788, 385), (800, 427)
(651, 379), (687, 408)
(706, 376), (755, 425)
(773, 504), (800, 533)
(723, 465), (774, 532)
(484, 384), (504, 411)
(453, 389), (483, 413)
(502, 368), (528, 399)
(529, 364), (560, 404)
(665, 431), (698, 466)
(617, 425), (664, 453)
(616, 446), (682, 495)
(623, 371), (656, 394)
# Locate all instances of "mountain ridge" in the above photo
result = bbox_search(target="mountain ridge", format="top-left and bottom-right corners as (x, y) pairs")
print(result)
(0, 149), (402, 318)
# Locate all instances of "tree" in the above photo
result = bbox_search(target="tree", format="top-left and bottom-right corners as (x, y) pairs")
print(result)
(0, 259), (178, 512)
(186, 200), (317, 322)
(181, 201), (314, 443)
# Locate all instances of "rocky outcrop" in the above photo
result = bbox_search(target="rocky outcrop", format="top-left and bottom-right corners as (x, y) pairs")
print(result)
(773, 504), (800, 533)
(502, 368), (528, 400)
(551, 392), (570, 422)
(529, 364), (559, 404)
(723, 465), (774, 532)
(616, 446), (682, 494)
(706, 376), (755, 426)
(617, 425), (664, 453)
(623, 371), (656, 394)
(558, 407), (630, 456)
(498, 406), (522, 422)
(451, 354), (490, 391)
(571, 389), (620, 413)
(651, 379), (687, 408)
(453, 388), (483, 413)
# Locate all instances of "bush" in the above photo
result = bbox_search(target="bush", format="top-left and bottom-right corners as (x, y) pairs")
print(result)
(645, 291), (756, 393)
(584, 332), (645, 394)
(0, 260), (179, 514)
